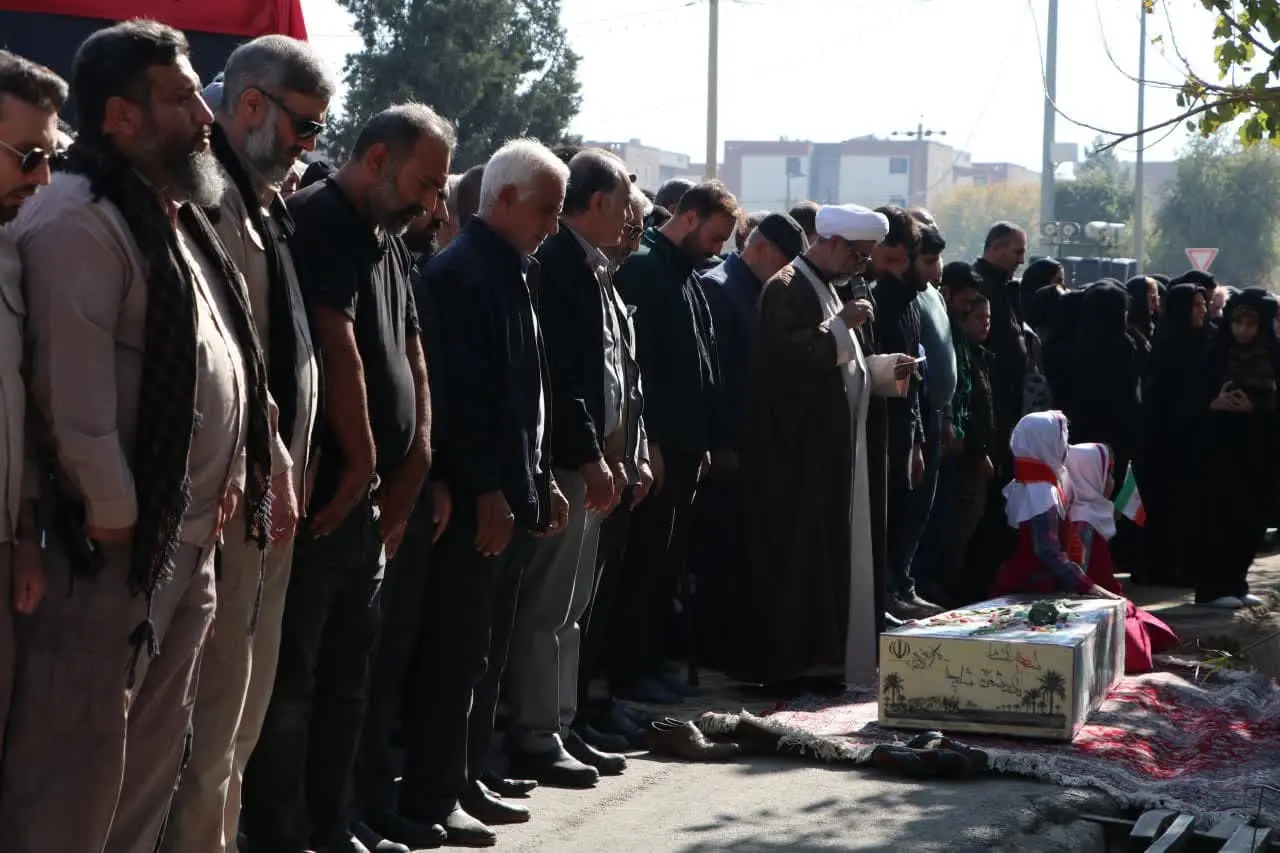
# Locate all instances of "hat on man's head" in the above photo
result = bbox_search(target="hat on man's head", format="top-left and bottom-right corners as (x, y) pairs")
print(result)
(202, 71), (225, 111)
(753, 212), (807, 260)
(816, 204), (889, 243)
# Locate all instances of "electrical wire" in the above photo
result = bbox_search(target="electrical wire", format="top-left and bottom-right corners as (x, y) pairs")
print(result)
(1093, 0), (1185, 93)
(563, 1), (697, 28)
(1024, 0), (1136, 139)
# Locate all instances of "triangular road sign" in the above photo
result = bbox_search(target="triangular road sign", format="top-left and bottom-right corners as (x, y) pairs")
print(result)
(1185, 247), (1219, 272)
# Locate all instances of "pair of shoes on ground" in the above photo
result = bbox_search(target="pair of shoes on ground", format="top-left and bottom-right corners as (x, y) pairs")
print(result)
(867, 730), (989, 780)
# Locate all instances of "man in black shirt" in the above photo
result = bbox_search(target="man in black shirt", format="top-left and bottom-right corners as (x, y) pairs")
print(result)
(242, 102), (452, 853)
(872, 205), (944, 621)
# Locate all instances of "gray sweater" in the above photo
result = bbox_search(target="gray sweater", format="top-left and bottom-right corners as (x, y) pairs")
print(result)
(917, 284), (957, 418)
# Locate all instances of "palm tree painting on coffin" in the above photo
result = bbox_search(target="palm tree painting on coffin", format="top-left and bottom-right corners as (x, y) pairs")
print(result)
(883, 673), (905, 705)
(1039, 671), (1067, 716)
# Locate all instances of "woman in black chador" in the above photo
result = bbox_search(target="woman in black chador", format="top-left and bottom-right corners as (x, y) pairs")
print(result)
(1185, 288), (1279, 608)
(1140, 283), (1210, 585)
(1067, 282), (1142, 474)
(1041, 287), (1085, 415)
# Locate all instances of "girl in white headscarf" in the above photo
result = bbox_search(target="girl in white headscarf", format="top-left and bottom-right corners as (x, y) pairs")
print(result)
(988, 411), (1121, 601)
(1063, 442), (1179, 672)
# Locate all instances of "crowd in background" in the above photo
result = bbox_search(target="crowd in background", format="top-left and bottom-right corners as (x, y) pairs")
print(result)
(0, 17), (1272, 853)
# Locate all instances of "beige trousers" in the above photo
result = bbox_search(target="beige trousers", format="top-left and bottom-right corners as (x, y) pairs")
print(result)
(0, 538), (216, 853)
(0, 546), (13, 764)
(163, 520), (294, 853)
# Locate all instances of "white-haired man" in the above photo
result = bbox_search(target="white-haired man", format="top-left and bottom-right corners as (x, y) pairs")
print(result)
(241, 102), (453, 853)
(502, 148), (636, 791)
(164, 34), (332, 853)
(391, 138), (569, 847)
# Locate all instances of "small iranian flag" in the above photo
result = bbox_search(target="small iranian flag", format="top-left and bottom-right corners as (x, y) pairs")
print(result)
(1114, 465), (1145, 526)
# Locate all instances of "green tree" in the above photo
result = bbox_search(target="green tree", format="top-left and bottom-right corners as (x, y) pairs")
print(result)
(1148, 135), (1280, 284)
(1055, 136), (1132, 226)
(931, 182), (1040, 262)
(331, 0), (582, 167)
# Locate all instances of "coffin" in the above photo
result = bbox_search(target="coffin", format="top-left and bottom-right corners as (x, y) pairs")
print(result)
(878, 596), (1125, 741)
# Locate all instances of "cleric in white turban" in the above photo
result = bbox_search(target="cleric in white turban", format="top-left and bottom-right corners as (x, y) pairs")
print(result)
(816, 203), (890, 245)
(726, 200), (917, 692)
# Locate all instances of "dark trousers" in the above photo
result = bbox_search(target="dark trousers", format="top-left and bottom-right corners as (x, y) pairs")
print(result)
(689, 477), (740, 669)
(396, 507), (532, 822)
(356, 494), (435, 818)
(915, 449), (954, 601)
(609, 452), (701, 688)
(242, 497), (385, 852)
(885, 483), (915, 600)
(576, 495), (632, 709)
(903, 413), (943, 594)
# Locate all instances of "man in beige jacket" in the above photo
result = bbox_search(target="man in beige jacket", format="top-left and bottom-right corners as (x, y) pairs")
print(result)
(0, 21), (287, 853)
(0, 48), (64, 762)
(163, 35), (330, 853)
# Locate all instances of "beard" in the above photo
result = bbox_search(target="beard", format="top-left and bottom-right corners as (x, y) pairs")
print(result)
(242, 115), (300, 187)
(679, 230), (714, 263)
(139, 125), (225, 207)
(368, 168), (424, 236)
(402, 220), (442, 254)
(171, 146), (227, 207)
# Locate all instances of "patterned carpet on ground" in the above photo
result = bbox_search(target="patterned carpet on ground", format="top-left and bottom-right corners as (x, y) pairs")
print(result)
(697, 668), (1280, 827)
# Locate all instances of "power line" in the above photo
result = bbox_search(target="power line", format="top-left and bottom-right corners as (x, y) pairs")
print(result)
(563, 1), (697, 28)
(1024, 0), (1132, 139)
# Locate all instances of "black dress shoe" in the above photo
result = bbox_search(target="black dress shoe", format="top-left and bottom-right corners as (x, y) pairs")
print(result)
(323, 833), (372, 853)
(440, 806), (497, 848)
(595, 702), (650, 747)
(351, 821), (410, 853)
(575, 721), (631, 753)
(363, 812), (447, 850)
(479, 772), (538, 797)
(507, 743), (599, 789)
(461, 781), (531, 825)
(564, 729), (627, 775)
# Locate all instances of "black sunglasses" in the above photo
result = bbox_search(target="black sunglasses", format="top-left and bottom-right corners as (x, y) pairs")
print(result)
(256, 88), (325, 140)
(0, 139), (51, 174)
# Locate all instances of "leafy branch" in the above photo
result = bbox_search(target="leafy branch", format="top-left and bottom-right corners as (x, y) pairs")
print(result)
(1094, 0), (1280, 152)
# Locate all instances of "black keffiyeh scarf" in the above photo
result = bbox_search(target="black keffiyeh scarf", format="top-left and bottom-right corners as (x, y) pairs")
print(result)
(61, 140), (273, 676)
(208, 123), (301, 447)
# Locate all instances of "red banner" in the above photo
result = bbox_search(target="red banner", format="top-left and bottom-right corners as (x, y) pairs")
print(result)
(0, 0), (307, 39)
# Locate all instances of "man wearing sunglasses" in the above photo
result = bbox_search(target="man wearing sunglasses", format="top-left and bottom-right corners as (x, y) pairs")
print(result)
(164, 35), (337, 853)
(0, 48), (65, 768)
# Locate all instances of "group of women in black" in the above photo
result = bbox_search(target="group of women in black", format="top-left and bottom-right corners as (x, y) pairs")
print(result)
(1018, 261), (1277, 609)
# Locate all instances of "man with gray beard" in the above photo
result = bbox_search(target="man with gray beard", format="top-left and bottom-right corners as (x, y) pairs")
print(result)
(164, 35), (332, 853)
(0, 20), (278, 853)
(242, 103), (450, 853)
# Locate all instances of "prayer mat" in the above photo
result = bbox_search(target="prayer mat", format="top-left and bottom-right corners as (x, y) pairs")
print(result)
(696, 668), (1280, 829)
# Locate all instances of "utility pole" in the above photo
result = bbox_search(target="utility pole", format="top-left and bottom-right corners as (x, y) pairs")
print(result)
(705, 0), (719, 180)
(1039, 0), (1059, 250)
(893, 119), (946, 208)
(1133, 0), (1149, 272)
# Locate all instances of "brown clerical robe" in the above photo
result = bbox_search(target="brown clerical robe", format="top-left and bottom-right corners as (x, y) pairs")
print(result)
(732, 259), (902, 686)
